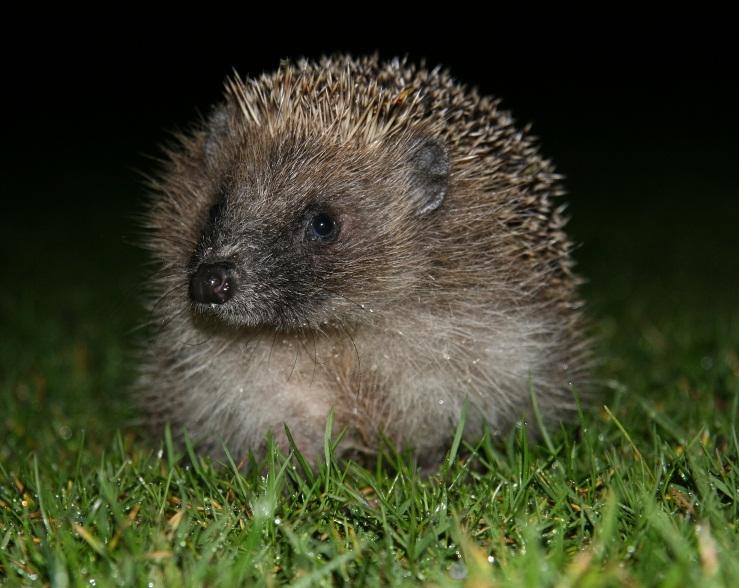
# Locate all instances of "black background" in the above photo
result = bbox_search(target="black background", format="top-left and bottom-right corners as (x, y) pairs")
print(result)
(2, 29), (738, 321)
(5, 32), (737, 206)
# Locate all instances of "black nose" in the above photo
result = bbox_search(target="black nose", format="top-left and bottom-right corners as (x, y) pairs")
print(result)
(189, 263), (236, 304)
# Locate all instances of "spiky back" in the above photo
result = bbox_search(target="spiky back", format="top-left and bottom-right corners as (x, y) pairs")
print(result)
(223, 55), (578, 312)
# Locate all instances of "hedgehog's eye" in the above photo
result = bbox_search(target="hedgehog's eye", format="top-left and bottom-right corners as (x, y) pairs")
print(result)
(306, 211), (339, 243)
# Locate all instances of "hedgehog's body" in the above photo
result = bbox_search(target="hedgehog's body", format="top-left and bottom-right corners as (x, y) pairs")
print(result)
(139, 56), (588, 466)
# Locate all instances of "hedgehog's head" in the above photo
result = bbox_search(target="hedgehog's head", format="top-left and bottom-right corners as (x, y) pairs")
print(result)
(177, 99), (449, 331)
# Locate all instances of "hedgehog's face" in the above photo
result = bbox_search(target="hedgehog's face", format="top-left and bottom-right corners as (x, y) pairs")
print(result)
(182, 113), (449, 332)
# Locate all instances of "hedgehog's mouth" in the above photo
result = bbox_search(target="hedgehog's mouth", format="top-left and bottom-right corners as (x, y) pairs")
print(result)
(190, 306), (308, 336)
(186, 252), (335, 332)
(188, 276), (308, 332)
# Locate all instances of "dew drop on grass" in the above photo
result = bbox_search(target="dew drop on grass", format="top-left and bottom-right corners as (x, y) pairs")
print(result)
(450, 562), (467, 580)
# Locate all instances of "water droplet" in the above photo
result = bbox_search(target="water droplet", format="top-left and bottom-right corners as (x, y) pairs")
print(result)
(450, 562), (467, 580)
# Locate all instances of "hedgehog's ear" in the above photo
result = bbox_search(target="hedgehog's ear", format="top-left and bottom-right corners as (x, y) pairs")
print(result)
(204, 103), (232, 166)
(407, 137), (449, 215)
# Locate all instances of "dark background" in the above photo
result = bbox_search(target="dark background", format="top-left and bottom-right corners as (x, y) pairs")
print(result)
(2, 33), (738, 359)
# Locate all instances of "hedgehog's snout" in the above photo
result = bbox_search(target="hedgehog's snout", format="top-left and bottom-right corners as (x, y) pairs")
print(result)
(189, 262), (236, 304)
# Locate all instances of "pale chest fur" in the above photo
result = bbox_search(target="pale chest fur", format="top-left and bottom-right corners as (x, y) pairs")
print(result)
(157, 306), (566, 464)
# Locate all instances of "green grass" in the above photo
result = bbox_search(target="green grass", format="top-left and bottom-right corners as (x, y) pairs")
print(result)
(1, 195), (738, 586)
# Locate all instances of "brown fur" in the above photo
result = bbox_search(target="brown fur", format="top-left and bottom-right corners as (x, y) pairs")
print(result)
(137, 55), (590, 467)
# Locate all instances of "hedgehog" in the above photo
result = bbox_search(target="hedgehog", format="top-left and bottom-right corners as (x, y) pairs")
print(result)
(138, 55), (589, 468)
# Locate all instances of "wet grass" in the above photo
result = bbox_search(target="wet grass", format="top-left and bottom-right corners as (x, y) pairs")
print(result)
(1, 192), (738, 586)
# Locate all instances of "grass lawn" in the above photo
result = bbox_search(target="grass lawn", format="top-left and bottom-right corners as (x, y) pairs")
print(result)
(1, 179), (737, 586)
